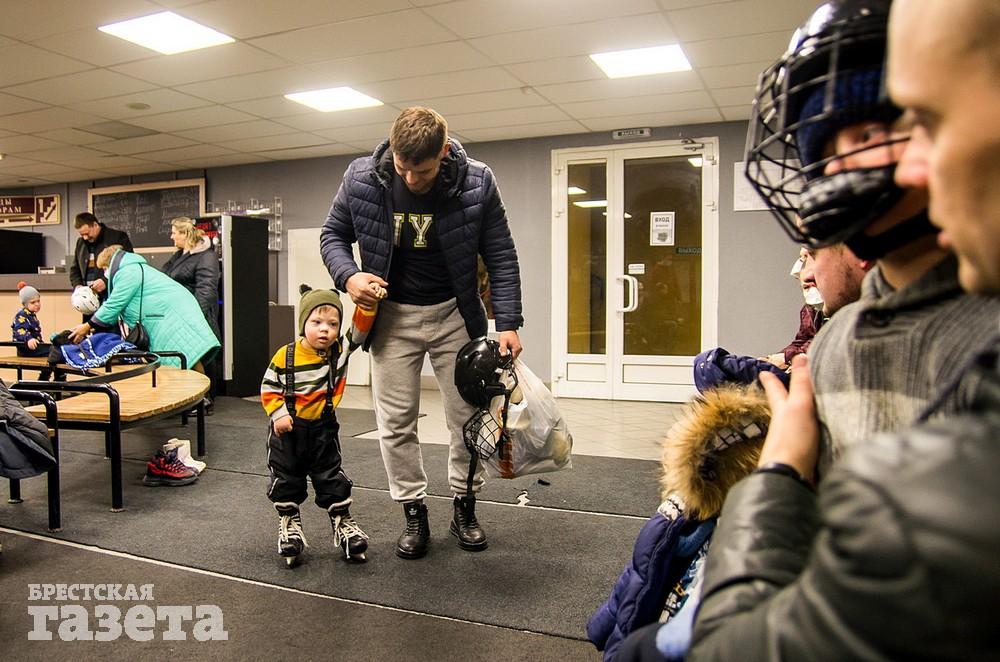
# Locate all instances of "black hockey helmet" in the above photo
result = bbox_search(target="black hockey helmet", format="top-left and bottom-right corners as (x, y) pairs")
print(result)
(455, 337), (512, 410)
(744, 0), (935, 260)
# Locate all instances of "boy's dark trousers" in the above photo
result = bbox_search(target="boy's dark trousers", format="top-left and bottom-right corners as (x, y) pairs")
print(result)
(266, 414), (352, 509)
(17, 343), (52, 381)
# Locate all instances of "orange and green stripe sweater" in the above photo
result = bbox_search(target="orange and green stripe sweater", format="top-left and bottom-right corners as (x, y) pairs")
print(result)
(260, 339), (341, 422)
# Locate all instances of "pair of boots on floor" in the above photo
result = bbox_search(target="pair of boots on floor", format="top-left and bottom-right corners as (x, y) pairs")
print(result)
(275, 494), (486, 563)
(396, 494), (486, 559)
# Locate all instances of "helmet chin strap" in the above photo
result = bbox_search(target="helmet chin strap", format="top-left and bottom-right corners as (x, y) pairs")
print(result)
(799, 164), (937, 260)
(844, 209), (938, 261)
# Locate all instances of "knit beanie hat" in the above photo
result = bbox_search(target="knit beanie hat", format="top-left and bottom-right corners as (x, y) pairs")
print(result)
(297, 284), (343, 335)
(17, 281), (40, 305)
(795, 67), (898, 168)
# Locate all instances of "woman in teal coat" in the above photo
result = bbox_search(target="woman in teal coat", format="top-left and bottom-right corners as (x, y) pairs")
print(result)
(69, 245), (220, 369)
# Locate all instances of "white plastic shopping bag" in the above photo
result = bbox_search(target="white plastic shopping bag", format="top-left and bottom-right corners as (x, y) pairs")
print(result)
(484, 359), (573, 479)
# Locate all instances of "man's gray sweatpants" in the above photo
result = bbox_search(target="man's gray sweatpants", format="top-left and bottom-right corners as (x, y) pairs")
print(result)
(369, 298), (484, 502)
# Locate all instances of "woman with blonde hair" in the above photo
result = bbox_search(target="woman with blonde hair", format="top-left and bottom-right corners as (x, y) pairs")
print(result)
(163, 217), (221, 410)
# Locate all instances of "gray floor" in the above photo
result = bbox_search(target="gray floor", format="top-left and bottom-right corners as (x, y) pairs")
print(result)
(0, 389), (679, 660)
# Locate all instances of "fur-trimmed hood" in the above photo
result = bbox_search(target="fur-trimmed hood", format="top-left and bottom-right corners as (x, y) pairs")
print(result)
(660, 385), (770, 520)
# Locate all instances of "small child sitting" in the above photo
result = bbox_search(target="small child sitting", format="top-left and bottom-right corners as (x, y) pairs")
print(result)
(260, 284), (368, 566)
(587, 385), (770, 661)
(10, 282), (52, 381)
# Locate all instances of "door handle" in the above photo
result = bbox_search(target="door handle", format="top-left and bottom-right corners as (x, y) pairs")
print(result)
(616, 275), (639, 313)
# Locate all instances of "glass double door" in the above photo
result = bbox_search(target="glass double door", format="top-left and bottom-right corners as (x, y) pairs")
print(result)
(551, 140), (718, 402)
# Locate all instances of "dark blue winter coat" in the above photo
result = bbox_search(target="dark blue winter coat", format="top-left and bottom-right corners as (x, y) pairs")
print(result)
(587, 505), (716, 662)
(320, 138), (522, 346)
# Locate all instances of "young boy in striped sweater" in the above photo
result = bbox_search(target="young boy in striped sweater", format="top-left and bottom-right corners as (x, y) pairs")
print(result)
(260, 285), (368, 566)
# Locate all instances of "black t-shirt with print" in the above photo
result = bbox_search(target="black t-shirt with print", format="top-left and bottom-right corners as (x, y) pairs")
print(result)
(387, 174), (453, 305)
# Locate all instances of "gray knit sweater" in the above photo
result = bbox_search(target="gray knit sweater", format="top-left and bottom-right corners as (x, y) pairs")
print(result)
(809, 255), (1000, 477)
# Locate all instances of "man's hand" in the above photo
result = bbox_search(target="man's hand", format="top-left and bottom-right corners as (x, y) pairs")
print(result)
(89, 279), (106, 294)
(757, 354), (819, 484)
(272, 415), (294, 435)
(27, 338), (39, 351)
(68, 322), (91, 344)
(346, 272), (388, 311)
(498, 330), (522, 360)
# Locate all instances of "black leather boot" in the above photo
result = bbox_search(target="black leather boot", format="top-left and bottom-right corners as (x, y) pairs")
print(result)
(450, 495), (488, 551)
(396, 500), (429, 559)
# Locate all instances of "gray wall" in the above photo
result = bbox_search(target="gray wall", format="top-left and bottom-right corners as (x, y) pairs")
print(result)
(6, 119), (804, 382)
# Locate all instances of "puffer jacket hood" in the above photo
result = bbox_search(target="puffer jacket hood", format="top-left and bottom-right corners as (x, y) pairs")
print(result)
(370, 137), (469, 199)
(107, 247), (147, 281)
(660, 384), (770, 520)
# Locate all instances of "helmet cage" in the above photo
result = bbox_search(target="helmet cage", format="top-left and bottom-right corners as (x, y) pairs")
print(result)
(745, 5), (904, 248)
(462, 367), (518, 460)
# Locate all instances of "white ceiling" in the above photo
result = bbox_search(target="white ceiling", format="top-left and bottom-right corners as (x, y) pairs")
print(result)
(0, 0), (815, 188)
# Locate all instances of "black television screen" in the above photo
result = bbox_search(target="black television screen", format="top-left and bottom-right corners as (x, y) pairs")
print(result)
(0, 229), (45, 274)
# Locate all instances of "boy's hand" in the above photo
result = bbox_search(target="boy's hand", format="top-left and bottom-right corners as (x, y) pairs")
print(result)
(272, 415), (294, 435)
(27, 338), (39, 351)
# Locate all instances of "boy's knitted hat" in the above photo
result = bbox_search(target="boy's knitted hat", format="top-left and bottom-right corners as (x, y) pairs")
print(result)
(298, 283), (343, 335)
(17, 281), (40, 305)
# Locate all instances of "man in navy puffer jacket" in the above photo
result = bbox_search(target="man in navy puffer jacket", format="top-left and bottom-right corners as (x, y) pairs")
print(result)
(320, 107), (523, 560)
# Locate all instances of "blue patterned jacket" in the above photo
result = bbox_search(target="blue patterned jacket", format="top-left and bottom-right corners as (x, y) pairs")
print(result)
(11, 308), (43, 344)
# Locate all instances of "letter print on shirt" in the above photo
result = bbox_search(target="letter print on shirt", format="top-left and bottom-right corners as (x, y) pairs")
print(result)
(392, 213), (434, 248)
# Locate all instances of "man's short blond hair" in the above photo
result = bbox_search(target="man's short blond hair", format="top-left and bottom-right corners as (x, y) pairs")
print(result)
(96, 244), (124, 269)
(389, 107), (448, 164)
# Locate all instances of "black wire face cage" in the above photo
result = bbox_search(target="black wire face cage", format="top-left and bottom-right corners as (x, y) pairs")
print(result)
(461, 366), (519, 461)
(744, 11), (901, 248)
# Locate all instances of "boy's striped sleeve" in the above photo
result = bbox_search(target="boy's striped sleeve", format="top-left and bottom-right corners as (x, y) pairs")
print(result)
(260, 346), (290, 421)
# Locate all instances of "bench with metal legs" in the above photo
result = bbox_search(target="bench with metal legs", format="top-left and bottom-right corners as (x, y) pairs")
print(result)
(6, 389), (61, 531)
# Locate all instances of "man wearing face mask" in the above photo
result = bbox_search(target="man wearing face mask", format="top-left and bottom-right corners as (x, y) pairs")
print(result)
(764, 249), (828, 369)
(743, 0), (999, 475)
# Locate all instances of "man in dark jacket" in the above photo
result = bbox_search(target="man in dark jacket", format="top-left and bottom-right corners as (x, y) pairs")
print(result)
(678, 1), (1000, 660)
(320, 107), (523, 560)
(69, 212), (133, 313)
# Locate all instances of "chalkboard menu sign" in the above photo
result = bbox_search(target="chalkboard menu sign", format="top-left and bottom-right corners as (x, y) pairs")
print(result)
(87, 179), (205, 248)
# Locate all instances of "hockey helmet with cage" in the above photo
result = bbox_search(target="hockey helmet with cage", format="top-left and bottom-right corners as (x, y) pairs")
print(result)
(743, 0), (935, 260)
(455, 337), (512, 410)
(71, 286), (100, 314)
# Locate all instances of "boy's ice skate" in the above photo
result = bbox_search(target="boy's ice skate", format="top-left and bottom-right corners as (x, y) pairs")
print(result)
(275, 502), (308, 568)
(328, 499), (369, 563)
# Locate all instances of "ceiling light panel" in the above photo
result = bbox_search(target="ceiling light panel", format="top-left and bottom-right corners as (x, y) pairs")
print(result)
(589, 45), (691, 79)
(284, 87), (384, 113)
(99, 12), (235, 55)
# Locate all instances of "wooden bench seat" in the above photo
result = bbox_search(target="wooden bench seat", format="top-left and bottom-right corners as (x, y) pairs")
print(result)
(26, 367), (208, 423)
(15, 367), (210, 515)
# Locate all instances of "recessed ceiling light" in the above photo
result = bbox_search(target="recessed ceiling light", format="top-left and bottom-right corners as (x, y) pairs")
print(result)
(99, 12), (234, 55)
(284, 87), (384, 113)
(573, 200), (608, 208)
(589, 45), (692, 79)
(567, 186), (587, 195)
(126, 102), (152, 111)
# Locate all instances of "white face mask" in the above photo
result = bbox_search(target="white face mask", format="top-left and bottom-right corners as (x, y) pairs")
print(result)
(804, 286), (824, 308)
(789, 257), (805, 278)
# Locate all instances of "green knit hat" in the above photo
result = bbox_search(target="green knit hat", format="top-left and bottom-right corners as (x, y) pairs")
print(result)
(298, 284), (343, 335)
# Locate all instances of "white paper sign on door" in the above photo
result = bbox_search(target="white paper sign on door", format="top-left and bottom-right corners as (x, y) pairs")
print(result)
(650, 211), (675, 246)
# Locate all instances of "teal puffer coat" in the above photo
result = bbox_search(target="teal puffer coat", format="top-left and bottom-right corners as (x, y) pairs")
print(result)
(92, 250), (220, 368)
